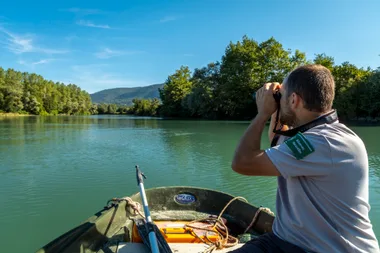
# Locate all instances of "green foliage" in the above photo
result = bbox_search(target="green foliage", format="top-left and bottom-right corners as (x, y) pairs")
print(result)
(331, 62), (372, 119)
(94, 103), (131, 115)
(313, 53), (335, 71)
(357, 70), (380, 118)
(0, 68), (92, 115)
(107, 104), (118, 114)
(130, 98), (160, 116)
(159, 66), (193, 117)
(97, 103), (108, 114)
(89, 104), (98, 115)
(182, 62), (220, 119)
(215, 36), (307, 119)
(117, 105), (130, 114)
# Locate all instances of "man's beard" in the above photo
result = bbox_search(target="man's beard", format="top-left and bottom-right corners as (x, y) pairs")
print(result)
(279, 104), (297, 127)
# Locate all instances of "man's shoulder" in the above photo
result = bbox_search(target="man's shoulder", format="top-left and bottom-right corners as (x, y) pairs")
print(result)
(304, 122), (367, 158)
(305, 122), (362, 143)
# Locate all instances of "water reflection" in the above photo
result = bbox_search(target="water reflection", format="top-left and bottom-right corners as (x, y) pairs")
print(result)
(157, 120), (278, 209)
(0, 116), (379, 252)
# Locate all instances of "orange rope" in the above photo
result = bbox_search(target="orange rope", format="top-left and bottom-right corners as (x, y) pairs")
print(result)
(184, 196), (248, 253)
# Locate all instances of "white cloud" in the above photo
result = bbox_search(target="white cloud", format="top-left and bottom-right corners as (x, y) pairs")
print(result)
(66, 64), (150, 93)
(159, 16), (177, 23)
(0, 28), (33, 53)
(94, 48), (144, 59)
(18, 58), (55, 67)
(0, 27), (69, 54)
(76, 20), (111, 29)
(32, 59), (53, 65)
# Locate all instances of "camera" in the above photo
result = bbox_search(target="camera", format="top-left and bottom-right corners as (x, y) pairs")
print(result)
(252, 89), (281, 102)
(273, 90), (281, 103)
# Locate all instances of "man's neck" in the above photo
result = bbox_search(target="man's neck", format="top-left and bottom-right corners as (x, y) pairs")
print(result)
(294, 110), (332, 128)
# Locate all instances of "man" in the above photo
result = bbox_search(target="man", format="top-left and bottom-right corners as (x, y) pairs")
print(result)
(230, 64), (379, 252)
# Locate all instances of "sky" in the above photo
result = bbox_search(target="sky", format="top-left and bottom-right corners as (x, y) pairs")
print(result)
(0, 0), (379, 94)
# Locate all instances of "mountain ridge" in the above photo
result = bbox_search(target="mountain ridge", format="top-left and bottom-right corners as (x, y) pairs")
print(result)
(90, 83), (164, 105)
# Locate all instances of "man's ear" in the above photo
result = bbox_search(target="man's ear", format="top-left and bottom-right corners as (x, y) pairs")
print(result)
(290, 93), (302, 110)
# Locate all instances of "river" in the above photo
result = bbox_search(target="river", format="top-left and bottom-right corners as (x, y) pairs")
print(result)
(0, 115), (379, 252)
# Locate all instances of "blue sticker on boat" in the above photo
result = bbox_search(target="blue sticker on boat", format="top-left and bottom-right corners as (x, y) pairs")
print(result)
(174, 193), (196, 205)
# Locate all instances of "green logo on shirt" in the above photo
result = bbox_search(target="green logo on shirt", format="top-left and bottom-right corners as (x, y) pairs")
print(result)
(284, 132), (315, 160)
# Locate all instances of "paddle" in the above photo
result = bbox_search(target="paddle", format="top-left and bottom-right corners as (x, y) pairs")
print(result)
(135, 165), (160, 253)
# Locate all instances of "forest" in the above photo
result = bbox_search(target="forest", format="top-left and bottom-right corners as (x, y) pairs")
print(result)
(1, 36), (379, 122)
(0, 67), (92, 115)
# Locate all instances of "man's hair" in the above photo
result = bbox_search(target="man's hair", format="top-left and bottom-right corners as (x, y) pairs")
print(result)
(285, 64), (335, 112)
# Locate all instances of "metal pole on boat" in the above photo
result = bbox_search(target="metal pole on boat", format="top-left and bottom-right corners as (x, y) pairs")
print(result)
(136, 165), (160, 253)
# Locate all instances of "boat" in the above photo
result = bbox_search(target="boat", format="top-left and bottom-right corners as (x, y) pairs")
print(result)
(35, 168), (275, 253)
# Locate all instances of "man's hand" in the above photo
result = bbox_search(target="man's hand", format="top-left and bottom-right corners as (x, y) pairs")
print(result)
(256, 82), (281, 119)
(231, 82), (283, 177)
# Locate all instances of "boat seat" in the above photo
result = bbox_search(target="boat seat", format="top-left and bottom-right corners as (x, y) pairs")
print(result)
(117, 242), (245, 253)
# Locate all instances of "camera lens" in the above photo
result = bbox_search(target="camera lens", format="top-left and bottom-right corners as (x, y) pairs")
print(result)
(273, 91), (281, 102)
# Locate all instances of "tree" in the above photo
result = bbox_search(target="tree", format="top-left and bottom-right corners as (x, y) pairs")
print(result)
(313, 53), (335, 71)
(182, 62), (220, 118)
(357, 70), (380, 118)
(217, 36), (307, 119)
(2, 69), (24, 113)
(332, 62), (372, 119)
(131, 98), (160, 116)
(159, 66), (193, 117)
(116, 105), (130, 114)
(23, 92), (41, 114)
(97, 103), (108, 114)
(107, 104), (117, 114)
(89, 104), (98, 115)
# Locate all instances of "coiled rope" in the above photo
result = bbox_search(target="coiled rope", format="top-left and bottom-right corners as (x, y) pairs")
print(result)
(106, 197), (146, 219)
(183, 196), (273, 253)
(184, 196), (246, 253)
(107, 196), (274, 253)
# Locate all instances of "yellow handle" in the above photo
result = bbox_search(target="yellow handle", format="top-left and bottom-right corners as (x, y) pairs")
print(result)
(162, 227), (192, 234)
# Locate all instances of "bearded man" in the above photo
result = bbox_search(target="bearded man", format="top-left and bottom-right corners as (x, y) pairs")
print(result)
(230, 64), (379, 253)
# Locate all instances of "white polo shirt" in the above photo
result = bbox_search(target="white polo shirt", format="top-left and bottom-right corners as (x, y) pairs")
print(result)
(265, 121), (380, 252)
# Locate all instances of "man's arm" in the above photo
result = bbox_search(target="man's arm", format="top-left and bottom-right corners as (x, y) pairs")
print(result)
(232, 113), (281, 176)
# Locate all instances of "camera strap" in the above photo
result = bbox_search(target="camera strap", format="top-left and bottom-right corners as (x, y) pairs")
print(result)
(270, 109), (338, 147)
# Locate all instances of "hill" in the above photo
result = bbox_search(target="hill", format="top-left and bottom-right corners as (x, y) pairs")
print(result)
(90, 83), (163, 105)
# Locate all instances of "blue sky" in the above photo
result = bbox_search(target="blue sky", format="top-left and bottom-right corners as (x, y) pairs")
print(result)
(0, 0), (379, 94)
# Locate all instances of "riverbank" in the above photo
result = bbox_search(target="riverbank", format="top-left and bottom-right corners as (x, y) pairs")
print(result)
(1, 112), (379, 126)
(0, 112), (31, 117)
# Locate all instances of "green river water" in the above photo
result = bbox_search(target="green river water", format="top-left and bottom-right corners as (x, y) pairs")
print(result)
(0, 115), (379, 252)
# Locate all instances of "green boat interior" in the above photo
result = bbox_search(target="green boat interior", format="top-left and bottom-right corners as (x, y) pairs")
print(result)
(36, 186), (275, 253)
